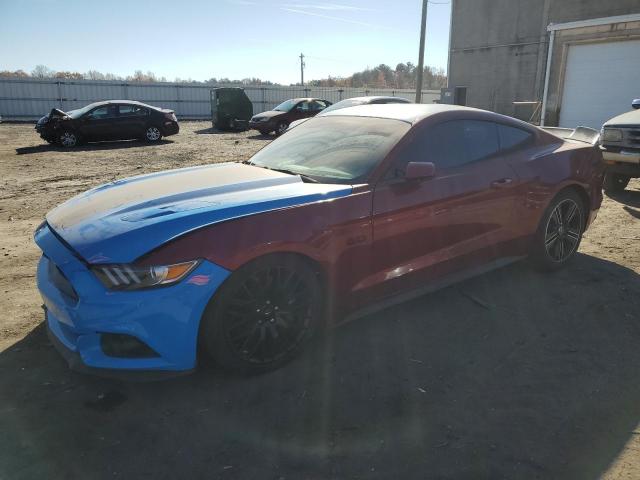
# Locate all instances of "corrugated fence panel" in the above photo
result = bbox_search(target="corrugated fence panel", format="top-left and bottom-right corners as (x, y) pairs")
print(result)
(243, 86), (441, 114)
(0, 78), (440, 120)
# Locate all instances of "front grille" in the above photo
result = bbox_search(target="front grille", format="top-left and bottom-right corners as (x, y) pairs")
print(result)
(622, 128), (640, 148)
(47, 257), (79, 303)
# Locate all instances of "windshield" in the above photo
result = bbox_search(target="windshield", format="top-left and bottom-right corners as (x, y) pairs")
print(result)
(248, 116), (409, 183)
(320, 98), (366, 114)
(66, 103), (102, 119)
(273, 99), (298, 112)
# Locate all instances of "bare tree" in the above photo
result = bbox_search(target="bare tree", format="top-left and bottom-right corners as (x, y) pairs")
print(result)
(31, 65), (55, 78)
(85, 70), (106, 80)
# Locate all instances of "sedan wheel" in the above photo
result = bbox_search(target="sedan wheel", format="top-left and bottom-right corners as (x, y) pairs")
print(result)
(201, 255), (323, 374)
(59, 131), (77, 148)
(275, 121), (289, 136)
(531, 190), (584, 270)
(145, 126), (162, 142)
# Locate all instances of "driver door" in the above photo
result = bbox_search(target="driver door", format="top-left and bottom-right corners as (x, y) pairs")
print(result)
(368, 119), (520, 300)
(289, 101), (311, 121)
(79, 105), (118, 140)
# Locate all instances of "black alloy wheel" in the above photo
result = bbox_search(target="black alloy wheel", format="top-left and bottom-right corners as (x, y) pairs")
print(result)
(531, 190), (585, 270)
(201, 255), (323, 374)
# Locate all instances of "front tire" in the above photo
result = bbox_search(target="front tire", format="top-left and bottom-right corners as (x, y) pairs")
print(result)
(145, 125), (163, 142)
(603, 172), (630, 193)
(530, 190), (585, 271)
(275, 121), (289, 136)
(58, 131), (78, 148)
(200, 255), (323, 375)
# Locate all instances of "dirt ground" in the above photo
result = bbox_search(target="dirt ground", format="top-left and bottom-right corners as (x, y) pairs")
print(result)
(1, 121), (639, 479)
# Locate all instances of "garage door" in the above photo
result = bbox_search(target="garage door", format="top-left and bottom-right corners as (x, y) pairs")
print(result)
(559, 39), (640, 129)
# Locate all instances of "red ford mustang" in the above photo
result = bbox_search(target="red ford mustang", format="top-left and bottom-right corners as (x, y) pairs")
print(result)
(36, 104), (603, 377)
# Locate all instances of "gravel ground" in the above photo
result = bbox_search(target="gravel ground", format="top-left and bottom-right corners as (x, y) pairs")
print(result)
(1, 121), (639, 479)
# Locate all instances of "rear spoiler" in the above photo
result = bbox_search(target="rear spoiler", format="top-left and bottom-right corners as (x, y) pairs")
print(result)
(542, 126), (600, 145)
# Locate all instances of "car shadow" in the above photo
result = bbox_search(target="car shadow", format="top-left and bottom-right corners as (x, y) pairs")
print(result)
(2, 254), (640, 479)
(246, 133), (274, 140)
(605, 188), (640, 208)
(16, 139), (174, 155)
(193, 127), (232, 135)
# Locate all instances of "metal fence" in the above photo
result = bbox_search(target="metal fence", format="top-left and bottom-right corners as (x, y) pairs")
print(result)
(0, 77), (440, 120)
(242, 86), (440, 113)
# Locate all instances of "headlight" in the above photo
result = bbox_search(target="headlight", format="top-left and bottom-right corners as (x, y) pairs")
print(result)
(252, 117), (268, 122)
(601, 128), (623, 142)
(92, 260), (199, 291)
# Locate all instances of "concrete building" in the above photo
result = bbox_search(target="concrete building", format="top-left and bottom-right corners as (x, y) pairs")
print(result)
(447, 0), (640, 129)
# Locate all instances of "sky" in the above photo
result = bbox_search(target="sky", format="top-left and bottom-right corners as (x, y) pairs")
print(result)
(0, 0), (451, 84)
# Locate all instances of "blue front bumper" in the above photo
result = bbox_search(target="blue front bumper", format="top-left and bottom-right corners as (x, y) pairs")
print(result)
(35, 223), (230, 375)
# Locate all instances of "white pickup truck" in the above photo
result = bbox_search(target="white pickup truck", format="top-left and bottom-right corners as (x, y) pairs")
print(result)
(600, 99), (640, 193)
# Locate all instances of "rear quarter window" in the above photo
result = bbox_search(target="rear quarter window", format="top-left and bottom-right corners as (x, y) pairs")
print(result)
(497, 124), (533, 150)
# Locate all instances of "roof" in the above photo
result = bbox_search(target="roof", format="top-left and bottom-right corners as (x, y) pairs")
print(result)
(288, 98), (324, 103)
(77, 100), (161, 111)
(90, 100), (148, 106)
(321, 103), (482, 124)
(337, 96), (411, 103)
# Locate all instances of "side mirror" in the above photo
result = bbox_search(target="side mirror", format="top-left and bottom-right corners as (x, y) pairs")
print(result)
(405, 162), (436, 180)
(632, 99), (640, 110)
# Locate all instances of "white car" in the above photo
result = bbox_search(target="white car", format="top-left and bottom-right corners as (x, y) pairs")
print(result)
(287, 96), (411, 131)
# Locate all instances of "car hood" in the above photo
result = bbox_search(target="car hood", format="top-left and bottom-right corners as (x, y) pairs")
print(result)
(603, 109), (640, 127)
(254, 110), (286, 120)
(45, 162), (352, 264)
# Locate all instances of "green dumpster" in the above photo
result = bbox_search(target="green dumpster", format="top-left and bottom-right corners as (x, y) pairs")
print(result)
(210, 87), (253, 131)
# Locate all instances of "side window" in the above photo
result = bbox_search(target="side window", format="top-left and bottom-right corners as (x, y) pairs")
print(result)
(497, 124), (532, 150)
(133, 106), (148, 116)
(298, 101), (310, 112)
(118, 105), (135, 116)
(311, 100), (327, 111)
(388, 120), (500, 178)
(87, 105), (117, 119)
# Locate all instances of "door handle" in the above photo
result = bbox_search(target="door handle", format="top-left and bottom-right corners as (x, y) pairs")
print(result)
(490, 178), (513, 188)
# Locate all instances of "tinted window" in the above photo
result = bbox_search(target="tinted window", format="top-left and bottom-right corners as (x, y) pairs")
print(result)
(498, 124), (532, 150)
(87, 105), (117, 119)
(118, 105), (135, 116)
(391, 120), (500, 177)
(119, 105), (148, 116)
(310, 100), (327, 111)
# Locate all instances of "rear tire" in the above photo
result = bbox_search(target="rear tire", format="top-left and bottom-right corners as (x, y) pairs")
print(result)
(145, 125), (163, 142)
(603, 172), (630, 193)
(530, 189), (585, 271)
(200, 255), (323, 375)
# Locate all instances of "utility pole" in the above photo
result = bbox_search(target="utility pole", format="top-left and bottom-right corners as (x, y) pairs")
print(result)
(415, 0), (428, 103)
(299, 53), (305, 86)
